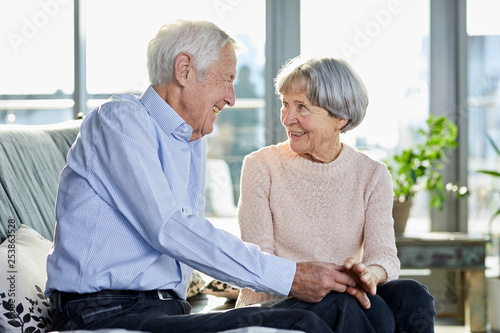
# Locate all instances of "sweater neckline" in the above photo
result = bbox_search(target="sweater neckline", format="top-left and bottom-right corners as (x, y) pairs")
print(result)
(277, 141), (354, 177)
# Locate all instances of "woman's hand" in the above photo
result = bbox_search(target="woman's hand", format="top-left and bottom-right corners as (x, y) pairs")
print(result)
(345, 285), (371, 309)
(343, 257), (388, 308)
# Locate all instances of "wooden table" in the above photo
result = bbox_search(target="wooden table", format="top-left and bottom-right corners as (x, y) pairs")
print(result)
(396, 233), (489, 333)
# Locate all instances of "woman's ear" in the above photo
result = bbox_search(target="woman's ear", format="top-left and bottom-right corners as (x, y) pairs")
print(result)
(337, 118), (349, 130)
(174, 52), (194, 87)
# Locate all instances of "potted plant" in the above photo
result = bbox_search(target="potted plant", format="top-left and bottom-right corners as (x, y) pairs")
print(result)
(384, 115), (468, 234)
(477, 135), (500, 330)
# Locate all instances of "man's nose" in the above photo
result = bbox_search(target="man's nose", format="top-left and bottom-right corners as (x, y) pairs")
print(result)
(225, 85), (235, 107)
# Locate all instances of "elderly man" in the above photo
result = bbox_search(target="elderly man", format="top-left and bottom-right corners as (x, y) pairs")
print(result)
(46, 20), (374, 333)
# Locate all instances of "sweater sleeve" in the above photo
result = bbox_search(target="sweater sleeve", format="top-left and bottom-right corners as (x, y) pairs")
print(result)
(238, 151), (276, 255)
(236, 150), (284, 307)
(362, 164), (401, 282)
(236, 288), (281, 307)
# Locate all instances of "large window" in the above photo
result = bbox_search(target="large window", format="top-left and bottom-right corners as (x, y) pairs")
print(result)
(301, 0), (431, 232)
(467, 1), (500, 238)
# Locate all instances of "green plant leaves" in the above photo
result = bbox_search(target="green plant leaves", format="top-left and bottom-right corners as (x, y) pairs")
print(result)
(385, 115), (463, 210)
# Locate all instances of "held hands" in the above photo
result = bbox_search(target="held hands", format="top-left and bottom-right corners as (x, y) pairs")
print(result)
(289, 261), (356, 303)
(289, 260), (387, 310)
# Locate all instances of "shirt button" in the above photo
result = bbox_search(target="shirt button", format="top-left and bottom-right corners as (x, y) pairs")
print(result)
(182, 127), (188, 133)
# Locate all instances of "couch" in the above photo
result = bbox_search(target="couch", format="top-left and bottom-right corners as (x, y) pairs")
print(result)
(0, 120), (303, 333)
(0, 120), (83, 332)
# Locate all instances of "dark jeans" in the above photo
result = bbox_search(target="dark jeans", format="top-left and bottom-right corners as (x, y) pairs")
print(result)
(377, 279), (436, 333)
(49, 289), (373, 333)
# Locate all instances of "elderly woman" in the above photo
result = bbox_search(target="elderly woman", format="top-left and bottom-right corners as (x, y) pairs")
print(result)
(236, 56), (436, 333)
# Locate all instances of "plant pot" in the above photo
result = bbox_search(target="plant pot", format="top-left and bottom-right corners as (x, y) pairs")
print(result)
(488, 277), (500, 331)
(392, 199), (412, 235)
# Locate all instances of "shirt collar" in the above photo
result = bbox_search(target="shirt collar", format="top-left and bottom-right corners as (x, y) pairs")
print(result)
(139, 85), (193, 141)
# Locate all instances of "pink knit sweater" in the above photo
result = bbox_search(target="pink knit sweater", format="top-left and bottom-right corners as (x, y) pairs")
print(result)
(236, 141), (400, 307)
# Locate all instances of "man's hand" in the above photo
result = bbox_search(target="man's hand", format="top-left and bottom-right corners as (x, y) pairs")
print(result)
(288, 261), (356, 303)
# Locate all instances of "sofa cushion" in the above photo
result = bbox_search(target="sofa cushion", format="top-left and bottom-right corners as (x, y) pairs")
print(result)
(0, 224), (53, 333)
(0, 120), (81, 243)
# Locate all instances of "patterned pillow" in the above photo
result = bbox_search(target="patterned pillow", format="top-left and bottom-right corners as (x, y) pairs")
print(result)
(186, 270), (206, 298)
(0, 224), (53, 333)
(201, 279), (240, 300)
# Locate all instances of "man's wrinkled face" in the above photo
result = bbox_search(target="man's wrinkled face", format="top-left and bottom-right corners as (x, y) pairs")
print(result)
(186, 44), (237, 141)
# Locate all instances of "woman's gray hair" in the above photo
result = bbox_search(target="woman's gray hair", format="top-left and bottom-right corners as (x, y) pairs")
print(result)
(275, 56), (368, 133)
(147, 20), (237, 86)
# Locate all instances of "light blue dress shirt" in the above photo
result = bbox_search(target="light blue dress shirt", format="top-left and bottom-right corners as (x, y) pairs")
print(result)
(45, 86), (295, 299)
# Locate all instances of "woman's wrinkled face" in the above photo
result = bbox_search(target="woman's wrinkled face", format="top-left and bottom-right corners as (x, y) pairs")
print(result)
(280, 82), (347, 163)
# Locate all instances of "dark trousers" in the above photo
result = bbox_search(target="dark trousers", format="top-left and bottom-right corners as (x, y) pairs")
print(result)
(49, 289), (375, 333)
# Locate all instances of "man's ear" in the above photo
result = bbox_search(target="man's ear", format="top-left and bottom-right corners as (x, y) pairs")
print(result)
(174, 52), (194, 87)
